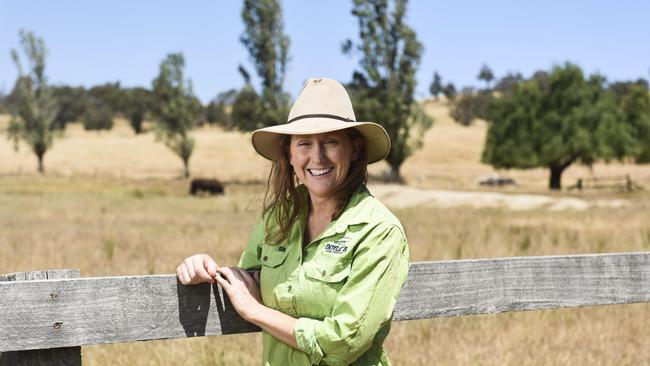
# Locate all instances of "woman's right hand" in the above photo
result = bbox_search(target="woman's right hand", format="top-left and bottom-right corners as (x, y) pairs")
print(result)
(176, 254), (219, 285)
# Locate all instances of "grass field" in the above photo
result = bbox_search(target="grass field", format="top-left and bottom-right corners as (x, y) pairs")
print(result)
(1, 103), (649, 365)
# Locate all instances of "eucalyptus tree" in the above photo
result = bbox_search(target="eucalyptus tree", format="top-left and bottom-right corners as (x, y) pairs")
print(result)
(344, 0), (432, 182)
(152, 53), (201, 178)
(7, 30), (59, 173)
(233, 0), (291, 130)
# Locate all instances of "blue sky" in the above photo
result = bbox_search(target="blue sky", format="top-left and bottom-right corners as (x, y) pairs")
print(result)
(1, 0), (649, 103)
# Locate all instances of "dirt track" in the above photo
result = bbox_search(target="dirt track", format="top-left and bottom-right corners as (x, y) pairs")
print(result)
(369, 184), (630, 211)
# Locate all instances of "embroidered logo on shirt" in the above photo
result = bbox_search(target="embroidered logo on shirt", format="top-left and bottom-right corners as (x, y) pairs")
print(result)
(324, 238), (350, 254)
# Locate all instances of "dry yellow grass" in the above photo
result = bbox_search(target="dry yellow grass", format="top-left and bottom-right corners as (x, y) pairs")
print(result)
(1, 105), (649, 365)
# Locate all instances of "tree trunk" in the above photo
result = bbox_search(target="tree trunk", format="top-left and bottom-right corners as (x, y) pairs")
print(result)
(384, 162), (404, 183)
(549, 165), (565, 190)
(183, 159), (190, 178)
(37, 154), (44, 174)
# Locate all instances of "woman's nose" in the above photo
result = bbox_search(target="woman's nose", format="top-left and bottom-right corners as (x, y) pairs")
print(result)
(311, 144), (326, 162)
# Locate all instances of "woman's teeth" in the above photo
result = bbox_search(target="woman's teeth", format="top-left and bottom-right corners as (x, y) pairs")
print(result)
(308, 168), (333, 176)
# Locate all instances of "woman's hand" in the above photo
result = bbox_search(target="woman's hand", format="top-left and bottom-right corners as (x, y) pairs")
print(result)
(176, 254), (219, 285)
(215, 267), (262, 321)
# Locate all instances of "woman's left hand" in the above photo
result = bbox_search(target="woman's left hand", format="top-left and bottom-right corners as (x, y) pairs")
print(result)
(214, 267), (262, 321)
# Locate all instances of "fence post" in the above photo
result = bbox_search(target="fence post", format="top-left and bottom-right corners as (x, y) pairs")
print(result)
(0, 269), (82, 366)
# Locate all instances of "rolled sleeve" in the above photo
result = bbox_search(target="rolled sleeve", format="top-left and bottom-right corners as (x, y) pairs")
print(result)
(295, 224), (410, 366)
(295, 317), (325, 365)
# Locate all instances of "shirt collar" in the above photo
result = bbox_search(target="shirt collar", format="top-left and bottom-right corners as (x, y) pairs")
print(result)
(299, 184), (373, 241)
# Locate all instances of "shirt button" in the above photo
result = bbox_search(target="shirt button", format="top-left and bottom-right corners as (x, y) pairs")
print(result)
(288, 285), (292, 292)
(321, 270), (326, 276)
(263, 256), (268, 261)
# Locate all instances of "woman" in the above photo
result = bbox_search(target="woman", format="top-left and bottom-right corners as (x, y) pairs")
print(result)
(177, 78), (410, 366)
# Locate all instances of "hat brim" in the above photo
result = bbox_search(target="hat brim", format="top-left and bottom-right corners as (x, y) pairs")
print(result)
(251, 117), (390, 164)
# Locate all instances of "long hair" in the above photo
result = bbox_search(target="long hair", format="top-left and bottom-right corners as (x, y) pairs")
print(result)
(262, 128), (368, 245)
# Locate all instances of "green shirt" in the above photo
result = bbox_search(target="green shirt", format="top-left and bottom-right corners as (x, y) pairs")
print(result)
(238, 185), (410, 366)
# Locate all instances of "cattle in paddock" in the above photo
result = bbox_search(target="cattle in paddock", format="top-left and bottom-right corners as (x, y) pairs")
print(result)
(189, 178), (224, 196)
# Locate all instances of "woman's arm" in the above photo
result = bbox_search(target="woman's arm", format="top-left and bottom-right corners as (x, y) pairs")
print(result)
(215, 266), (299, 349)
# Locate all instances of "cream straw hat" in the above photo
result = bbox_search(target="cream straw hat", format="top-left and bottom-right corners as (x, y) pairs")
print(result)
(251, 77), (390, 164)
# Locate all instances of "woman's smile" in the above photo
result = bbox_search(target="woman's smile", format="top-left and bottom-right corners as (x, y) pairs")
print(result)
(307, 167), (334, 176)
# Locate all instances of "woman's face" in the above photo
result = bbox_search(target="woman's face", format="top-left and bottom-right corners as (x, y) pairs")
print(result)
(289, 130), (360, 200)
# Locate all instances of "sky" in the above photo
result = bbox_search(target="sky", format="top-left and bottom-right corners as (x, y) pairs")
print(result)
(1, 0), (649, 103)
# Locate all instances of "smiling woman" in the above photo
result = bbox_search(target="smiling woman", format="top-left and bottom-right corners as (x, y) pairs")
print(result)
(177, 77), (409, 366)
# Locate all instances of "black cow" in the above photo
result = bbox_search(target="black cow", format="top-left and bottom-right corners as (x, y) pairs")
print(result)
(189, 178), (224, 196)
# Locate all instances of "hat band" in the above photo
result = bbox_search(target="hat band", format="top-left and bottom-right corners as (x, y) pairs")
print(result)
(287, 113), (355, 123)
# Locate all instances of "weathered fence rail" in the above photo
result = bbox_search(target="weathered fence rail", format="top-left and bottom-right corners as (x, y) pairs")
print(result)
(1, 252), (649, 364)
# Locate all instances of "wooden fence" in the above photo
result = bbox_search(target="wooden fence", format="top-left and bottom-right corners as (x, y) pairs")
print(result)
(568, 174), (643, 191)
(1, 252), (649, 365)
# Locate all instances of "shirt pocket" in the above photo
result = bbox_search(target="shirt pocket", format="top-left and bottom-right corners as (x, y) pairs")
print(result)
(297, 258), (352, 317)
(259, 244), (289, 268)
(303, 257), (351, 283)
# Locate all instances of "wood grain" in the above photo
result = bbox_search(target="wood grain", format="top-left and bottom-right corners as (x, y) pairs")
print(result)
(1, 252), (648, 352)
(0, 270), (82, 365)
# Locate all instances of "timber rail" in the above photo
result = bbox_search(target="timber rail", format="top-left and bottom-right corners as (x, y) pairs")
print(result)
(1, 252), (649, 365)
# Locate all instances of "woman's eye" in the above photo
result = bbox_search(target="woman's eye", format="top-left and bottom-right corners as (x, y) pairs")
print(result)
(324, 139), (338, 145)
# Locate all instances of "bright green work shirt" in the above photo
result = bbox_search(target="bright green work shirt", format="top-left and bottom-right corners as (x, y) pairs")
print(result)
(238, 185), (410, 366)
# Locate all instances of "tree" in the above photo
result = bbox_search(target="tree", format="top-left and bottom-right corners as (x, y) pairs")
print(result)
(478, 63), (494, 89)
(231, 86), (262, 131)
(482, 63), (645, 190)
(442, 83), (457, 101)
(206, 89), (237, 129)
(0, 86), (6, 113)
(449, 88), (493, 126)
(124, 87), (152, 134)
(429, 72), (443, 101)
(82, 99), (113, 131)
(7, 30), (58, 173)
(611, 82), (650, 163)
(494, 72), (523, 94)
(151, 53), (201, 178)
(52, 85), (87, 129)
(88, 82), (128, 116)
(237, 0), (291, 129)
(344, 0), (432, 182)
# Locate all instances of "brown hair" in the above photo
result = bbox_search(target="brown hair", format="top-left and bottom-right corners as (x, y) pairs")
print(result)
(262, 128), (368, 245)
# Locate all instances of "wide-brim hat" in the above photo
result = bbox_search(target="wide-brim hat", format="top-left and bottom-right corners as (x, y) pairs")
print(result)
(251, 77), (390, 164)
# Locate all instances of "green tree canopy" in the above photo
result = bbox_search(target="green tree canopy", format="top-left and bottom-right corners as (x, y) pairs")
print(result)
(231, 86), (262, 131)
(124, 87), (153, 134)
(206, 89), (237, 129)
(344, 0), (432, 182)
(51, 85), (87, 128)
(233, 0), (290, 130)
(482, 62), (648, 190)
(494, 72), (524, 94)
(442, 82), (457, 101)
(152, 53), (201, 178)
(82, 98), (113, 131)
(88, 82), (128, 115)
(449, 87), (493, 126)
(611, 82), (650, 163)
(7, 30), (59, 173)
